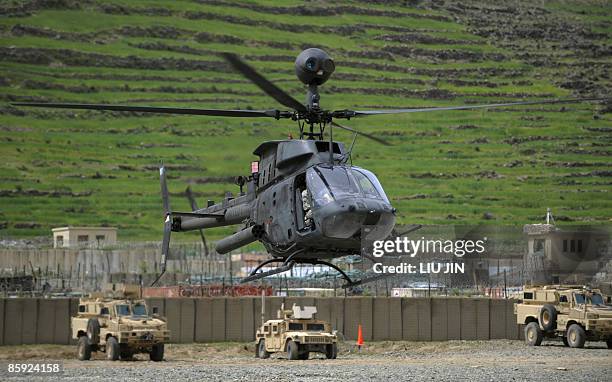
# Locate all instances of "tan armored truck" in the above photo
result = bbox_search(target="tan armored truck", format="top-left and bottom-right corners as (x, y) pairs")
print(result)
(255, 304), (338, 360)
(515, 285), (612, 348)
(72, 289), (169, 361)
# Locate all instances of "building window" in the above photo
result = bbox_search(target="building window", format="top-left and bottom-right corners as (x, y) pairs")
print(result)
(56, 235), (64, 247)
(577, 239), (582, 252)
(563, 240), (567, 252)
(570, 240), (575, 252)
(96, 235), (105, 245)
(78, 235), (89, 243)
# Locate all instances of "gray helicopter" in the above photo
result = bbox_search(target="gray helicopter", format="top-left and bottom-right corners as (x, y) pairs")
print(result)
(13, 48), (607, 287)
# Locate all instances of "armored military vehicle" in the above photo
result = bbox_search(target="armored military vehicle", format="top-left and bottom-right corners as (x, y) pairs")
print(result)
(515, 285), (612, 348)
(72, 287), (169, 361)
(256, 304), (338, 360)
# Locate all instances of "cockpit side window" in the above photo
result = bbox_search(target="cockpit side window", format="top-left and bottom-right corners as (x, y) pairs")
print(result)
(353, 167), (390, 202)
(306, 168), (334, 208)
(352, 169), (381, 199)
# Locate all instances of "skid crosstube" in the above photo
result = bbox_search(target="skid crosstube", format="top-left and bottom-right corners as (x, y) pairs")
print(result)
(241, 257), (391, 289)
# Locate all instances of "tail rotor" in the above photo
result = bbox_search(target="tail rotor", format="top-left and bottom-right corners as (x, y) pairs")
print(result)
(152, 165), (171, 286)
(185, 186), (209, 256)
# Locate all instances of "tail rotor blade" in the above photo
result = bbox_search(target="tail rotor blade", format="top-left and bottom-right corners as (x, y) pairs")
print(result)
(198, 229), (209, 257)
(160, 166), (170, 215)
(186, 186), (209, 256)
(185, 186), (199, 211)
(153, 165), (172, 286)
(161, 216), (171, 273)
(151, 216), (171, 286)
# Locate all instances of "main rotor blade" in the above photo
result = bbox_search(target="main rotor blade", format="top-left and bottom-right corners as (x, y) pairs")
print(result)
(221, 52), (308, 113)
(336, 97), (609, 117)
(11, 102), (289, 118)
(331, 121), (391, 146)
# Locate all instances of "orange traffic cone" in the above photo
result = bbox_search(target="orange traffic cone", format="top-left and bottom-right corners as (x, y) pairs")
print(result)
(356, 324), (364, 350)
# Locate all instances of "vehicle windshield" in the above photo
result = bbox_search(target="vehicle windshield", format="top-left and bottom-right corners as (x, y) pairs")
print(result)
(306, 323), (325, 331)
(306, 166), (389, 207)
(574, 293), (605, 305)
(288, 323), (303, 330)
(116, 304), (130, 316)
(133, 304), (147, 316)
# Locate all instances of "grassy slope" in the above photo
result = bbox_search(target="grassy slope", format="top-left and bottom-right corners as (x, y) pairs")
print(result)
(0, 0), (610, 241)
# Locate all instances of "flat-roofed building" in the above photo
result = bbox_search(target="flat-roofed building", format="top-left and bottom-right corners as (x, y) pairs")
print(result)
(52, 226), (117, 248)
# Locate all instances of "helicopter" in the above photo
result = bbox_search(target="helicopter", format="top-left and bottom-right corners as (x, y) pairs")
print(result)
(13, 48), (608, 287)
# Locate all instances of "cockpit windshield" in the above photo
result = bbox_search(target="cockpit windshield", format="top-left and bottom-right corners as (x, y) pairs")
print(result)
(306, 165), (389, 207)
(315, 166), (360, 198)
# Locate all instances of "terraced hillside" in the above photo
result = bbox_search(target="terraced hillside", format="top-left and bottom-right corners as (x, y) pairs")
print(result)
(0, 0), (610, 241)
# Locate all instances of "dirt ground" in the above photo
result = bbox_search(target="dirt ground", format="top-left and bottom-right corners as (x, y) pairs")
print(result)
(0, 340), (610, 381)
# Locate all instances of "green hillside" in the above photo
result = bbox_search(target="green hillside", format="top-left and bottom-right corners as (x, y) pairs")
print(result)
(0, 0), (610, 241)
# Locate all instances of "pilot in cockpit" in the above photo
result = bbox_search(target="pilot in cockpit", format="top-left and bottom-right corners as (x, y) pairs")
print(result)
(301, 188), (313, 228)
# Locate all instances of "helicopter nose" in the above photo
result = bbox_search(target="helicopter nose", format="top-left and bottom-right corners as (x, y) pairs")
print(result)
(320, 199), (395, 240)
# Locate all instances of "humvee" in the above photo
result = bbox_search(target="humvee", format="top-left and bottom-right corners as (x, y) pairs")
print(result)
(72, 288), (169, 361)
(515, 285), (612, 348)
(255, 304), (338, 360)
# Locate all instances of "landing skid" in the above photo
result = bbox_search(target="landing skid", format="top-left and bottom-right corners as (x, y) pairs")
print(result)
(241, 256), (389, 289)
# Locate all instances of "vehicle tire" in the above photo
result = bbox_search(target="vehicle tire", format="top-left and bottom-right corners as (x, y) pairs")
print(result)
(566, 324), (586, 348)
(106, 336), (120, 361)
(86, 318), (100, 345)
(286, 340), (299, 360)
(539, 304), (557, 332)
(325, 343), (337, 359)
(606, 339), (612, 349)
(257, 340), (270, 359)
(77, 336), (91, 361)
(524, 322), (543, 346)
(562, 336), (569, 347)
(150, 343), (164, 362)
(298, 351), (309, 360)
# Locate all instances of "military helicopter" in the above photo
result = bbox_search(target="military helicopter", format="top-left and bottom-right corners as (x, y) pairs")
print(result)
(13, 48), (608, 287)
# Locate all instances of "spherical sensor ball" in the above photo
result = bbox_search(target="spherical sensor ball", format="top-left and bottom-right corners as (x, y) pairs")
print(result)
(295, 48), (335, 86)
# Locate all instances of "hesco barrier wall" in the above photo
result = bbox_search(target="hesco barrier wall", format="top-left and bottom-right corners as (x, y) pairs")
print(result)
(0, 297), (522, 345)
